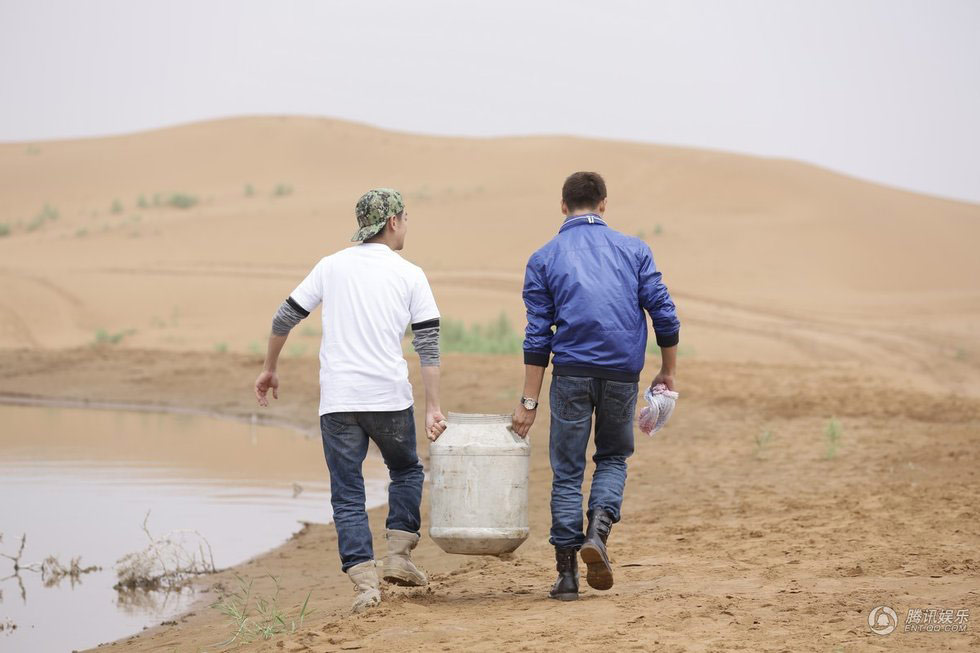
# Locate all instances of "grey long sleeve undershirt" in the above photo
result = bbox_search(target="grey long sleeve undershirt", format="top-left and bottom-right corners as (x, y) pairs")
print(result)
(272, 297), (441, 366)
(271, 297), (308, 336)
(412, 324), (440, 367)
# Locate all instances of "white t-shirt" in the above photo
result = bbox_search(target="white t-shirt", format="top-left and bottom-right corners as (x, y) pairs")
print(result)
(289, 243), (440, 415)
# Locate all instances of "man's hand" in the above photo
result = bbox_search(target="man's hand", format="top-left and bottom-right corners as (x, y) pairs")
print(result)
(650, 370), (675, 392)
(511, 404), (536, 438)
(254, 370), (279, 407)
(426, 409), (448, 442)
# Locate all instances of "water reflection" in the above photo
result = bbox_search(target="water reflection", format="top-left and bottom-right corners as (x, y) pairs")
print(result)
(0, 404), (388, 652)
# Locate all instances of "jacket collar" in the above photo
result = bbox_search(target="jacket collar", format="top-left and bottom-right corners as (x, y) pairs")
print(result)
(559, 213), (607, 234)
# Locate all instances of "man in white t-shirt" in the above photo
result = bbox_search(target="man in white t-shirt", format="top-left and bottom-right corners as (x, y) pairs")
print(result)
(254, 188), (447, 613)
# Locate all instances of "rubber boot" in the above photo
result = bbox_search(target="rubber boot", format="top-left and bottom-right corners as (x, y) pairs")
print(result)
(346, 560), (381, 613)
(548, 547), (579, 601)
(382, 529), (428, 587)
(579, 508), (614, 590)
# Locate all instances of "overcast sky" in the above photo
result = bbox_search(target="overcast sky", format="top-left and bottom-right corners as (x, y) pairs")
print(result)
(2, 0), (978, 202)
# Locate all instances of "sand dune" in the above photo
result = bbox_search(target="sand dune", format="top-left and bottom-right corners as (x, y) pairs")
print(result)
(1, 116), (978, 397)
(1, 118), (979, 651)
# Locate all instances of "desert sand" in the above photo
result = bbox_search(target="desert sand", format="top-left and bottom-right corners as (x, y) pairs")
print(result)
(0, 116), (978, 651)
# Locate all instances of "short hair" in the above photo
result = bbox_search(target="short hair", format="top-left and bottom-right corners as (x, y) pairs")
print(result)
(562, 171), (607, 211)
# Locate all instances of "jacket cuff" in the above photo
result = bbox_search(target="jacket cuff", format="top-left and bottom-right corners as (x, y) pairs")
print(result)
(655, 330), (680, 348)
(524, 351), (550, 367)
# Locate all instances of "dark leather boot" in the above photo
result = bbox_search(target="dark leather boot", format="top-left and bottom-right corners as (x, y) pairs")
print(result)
(548, 547), (579, 601)
(579, 508), (614, 590)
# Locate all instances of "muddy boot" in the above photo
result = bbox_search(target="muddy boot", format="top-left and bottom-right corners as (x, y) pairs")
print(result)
(579, 508), (614, 590)
(382, 529), (428, 587)
(549, 547), (579, 601)
(346, 560), (381, 613)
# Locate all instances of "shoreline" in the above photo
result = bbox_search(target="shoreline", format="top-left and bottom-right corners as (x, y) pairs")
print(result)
(0, 390), (394, 651)
(0, 349), (976, 652)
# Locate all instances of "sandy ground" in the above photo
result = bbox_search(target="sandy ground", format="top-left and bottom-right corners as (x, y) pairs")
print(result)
(1, 117), (979, 651)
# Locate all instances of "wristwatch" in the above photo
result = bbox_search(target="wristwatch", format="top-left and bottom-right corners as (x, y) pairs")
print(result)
(521, 396), (538, 410)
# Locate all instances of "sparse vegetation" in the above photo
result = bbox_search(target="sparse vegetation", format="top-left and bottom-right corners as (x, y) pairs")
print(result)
(439, 313), (523, 355)
(214, 342), (229, 354)
(245, 183), (255, 197)
(0, 223), (9, 237)
(273, 183), (293, 197)
(248, 341), (263, 355)
(26, 204), (59, 232)
(167, 193), (198, 209)
(111, 199), (124, 214)
(138, 194), (149, 208)
(94, 328), (134, 345)
(114, 511), (216, 592)
(824, 417), (842, 459)
(755, 429), (773, 459)
(647, 340), (695, 357)
(211, 574), (312, 646)
(654, 223), (663, 236)
(75, 228), (88, 237)
(1, 532), (99, 596)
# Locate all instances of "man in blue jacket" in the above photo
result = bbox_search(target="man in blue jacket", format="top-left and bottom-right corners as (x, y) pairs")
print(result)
(511, 171), (680, 601)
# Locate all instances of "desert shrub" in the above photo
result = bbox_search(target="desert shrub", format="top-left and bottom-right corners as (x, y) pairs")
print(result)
(25, 204), (59, 232)
(114, 512), (216, 592)
(167, 193), (198, 209)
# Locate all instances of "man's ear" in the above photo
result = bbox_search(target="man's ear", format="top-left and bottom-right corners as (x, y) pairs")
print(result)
(597, 198), (607, 214)
(560, 200), (569, 215)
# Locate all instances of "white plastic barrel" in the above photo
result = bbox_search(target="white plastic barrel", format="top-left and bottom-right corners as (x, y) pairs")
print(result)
(428, 413), (530, 555)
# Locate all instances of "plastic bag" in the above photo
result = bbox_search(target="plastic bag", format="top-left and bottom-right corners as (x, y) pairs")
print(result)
(637, 383), (678, 436)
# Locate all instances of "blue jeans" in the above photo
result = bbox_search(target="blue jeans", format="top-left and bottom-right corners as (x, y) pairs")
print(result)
(320, 407), (424, 572)
(549, 375), (637, 548)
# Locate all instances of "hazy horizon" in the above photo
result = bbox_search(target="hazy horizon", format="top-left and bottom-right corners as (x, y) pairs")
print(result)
(2, 0), (978, 203)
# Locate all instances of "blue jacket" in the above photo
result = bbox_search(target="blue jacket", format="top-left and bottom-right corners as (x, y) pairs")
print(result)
(522, 214), (680, 382)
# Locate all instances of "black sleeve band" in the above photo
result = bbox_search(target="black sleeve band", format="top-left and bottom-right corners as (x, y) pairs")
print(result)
(524, 351), (550, 367)
(286, 296), (310, 318)
(411, 317), (440, 331)
(655, 330), (680, 348)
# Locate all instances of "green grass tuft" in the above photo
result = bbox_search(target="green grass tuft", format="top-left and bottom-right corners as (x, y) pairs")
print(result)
(755, 429), (773, 459)
(272, 183), (293, 197)
(823, 417), (842, 459)
(438, 313), (523, 355)
(94, 328), (134, 345)
(211, 574), (313, 646)
(0, 223), (9, 237)
(25, 204), (59, 232)
(111, 199), (123, 214)
(245, 183), (255, 197)
(167, 193), (198, 209)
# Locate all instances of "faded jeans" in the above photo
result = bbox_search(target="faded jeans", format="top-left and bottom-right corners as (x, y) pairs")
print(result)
(549, 375), (637, 549)
(320, 407), (423, 571)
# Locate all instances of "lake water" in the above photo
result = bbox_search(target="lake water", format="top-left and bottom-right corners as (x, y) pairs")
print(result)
(0, 404), (388, 652)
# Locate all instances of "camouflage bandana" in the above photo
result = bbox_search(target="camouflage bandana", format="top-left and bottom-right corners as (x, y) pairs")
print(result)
(351, 188), (405, 242)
